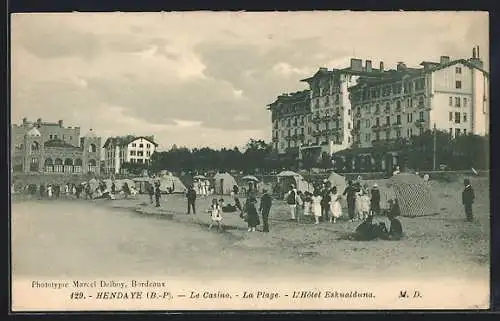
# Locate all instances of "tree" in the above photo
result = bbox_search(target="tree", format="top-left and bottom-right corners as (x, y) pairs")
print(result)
(243, 139), (272, 173)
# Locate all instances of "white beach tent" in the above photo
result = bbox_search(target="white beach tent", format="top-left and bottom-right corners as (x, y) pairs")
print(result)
(276, 170), (314, 194)
(158, 173), (187, 194)
(213, 172), (238, 195)
(327, 171), (347, 195)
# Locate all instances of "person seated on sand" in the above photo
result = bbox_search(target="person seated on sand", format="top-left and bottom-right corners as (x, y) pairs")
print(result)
(218, 198), (235, 213)
(387, 213), (403, 240)
(222, 203), (237, 213)
(351, 215), (378, 241)
(388, 199), (401, 217)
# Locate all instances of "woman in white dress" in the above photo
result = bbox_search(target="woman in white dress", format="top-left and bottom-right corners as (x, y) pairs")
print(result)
(47, 185), (53, 199)
(360, 185), (371, 220)
(312, 192), (322, 225)
(204, 180), (210, 196)
(329, 186), (342, 223)
(303, 192), (312, 217)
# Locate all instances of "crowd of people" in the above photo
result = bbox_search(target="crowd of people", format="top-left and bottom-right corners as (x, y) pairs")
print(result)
(280, 177), (402, 241)
(21, 179), (139, 201)
(16, 171), (476, 240)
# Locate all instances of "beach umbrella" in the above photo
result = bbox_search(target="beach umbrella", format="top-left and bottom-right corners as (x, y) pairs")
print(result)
(242, 175), (259, 182)
(276, 170), (302, 178)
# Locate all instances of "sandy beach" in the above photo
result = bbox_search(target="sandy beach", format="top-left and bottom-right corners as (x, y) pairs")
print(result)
(12, 176), (490, 281)
(10, 176), (491, 310)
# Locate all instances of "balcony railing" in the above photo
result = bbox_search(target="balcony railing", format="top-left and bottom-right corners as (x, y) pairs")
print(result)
(415, 119), (426, 127)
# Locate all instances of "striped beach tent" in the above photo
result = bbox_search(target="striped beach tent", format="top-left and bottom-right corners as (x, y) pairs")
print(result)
(389, 173), (438, 217)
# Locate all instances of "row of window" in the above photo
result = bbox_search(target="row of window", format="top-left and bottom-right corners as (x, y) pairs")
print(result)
(360, 111), (425, 128)
(275, 103), (308, 115)
(360, 127), (426, 143)
(130, 142), (152, 149)
(130, 158), (148, 164)
(357, 78), (426, 101)
(449, 112), (467, 124)
(450, 128), (467, 136)
(130, 150), (151, 157)
(449, 96), (468, 107)
(48, 134), (73, 141)
(29, 164), (96, 173)
(276, 111), (426, 140)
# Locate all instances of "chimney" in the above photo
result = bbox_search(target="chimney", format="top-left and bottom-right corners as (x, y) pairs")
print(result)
(365, 60), (372, 72)
(58, 120), (63, 127)
(477, 45), (480, 58)
(397, 62), (407, 71)
(379, 61), (384, 72)
(37, 118), (42, 124)
(472, 47), (476, 59)
(22, 117), (27, 125)
(350, 58), (362, 72)
(440, 56), (450, 65)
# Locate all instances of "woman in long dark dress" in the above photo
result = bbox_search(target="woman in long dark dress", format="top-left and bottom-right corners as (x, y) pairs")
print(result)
(245, 196), (260, 232)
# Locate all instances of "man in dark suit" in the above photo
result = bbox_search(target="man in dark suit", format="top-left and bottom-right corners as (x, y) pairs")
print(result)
(186, 185), (197, 214)
(259, 189), (272, 232)
(462, 178), (475, 222)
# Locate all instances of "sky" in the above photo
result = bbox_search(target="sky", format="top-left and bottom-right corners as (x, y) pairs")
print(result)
(11, 11), (489, 151)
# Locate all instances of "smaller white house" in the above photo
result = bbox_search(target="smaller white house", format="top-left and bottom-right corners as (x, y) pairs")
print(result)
(103, 135), (158, 174)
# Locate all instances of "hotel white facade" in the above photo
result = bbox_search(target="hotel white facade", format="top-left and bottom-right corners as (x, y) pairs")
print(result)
(350, 48), (489, 150)
(103, 135), (158, 174)
(268, 46), (489, 168)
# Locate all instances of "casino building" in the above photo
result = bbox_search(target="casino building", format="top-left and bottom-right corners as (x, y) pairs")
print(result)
(11, 118), (102, 175)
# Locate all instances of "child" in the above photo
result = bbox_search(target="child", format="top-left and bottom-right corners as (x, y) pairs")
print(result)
(47, 185), (53, 199)
(360, 185), (371, 220)
(329, 187), (342, 223)
(303, 192), (312, 217)
(312, 191), (322, 225)
(209, 198), (223, 231)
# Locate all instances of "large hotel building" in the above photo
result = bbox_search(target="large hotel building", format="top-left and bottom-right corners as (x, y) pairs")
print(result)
(268, 46), (489, 170)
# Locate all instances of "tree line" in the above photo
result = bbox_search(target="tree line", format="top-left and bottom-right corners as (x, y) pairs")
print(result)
(120, 133), (489, 175)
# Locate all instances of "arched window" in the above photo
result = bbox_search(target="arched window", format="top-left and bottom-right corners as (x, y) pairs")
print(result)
(54, 158), (63, 172)
(88, 159), (97, 173)
(31, 141), (39, 151)
(89, 143), (97, 153)
(396, 100), (401, 110)
(63, 158), (73, 173)
(73, 158), (82, 173)
(30, 157), (39, 172)
(44, 158), (53, 172)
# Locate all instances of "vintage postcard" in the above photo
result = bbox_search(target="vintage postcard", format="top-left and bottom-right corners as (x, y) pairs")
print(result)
(10, 11), (490, 311)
